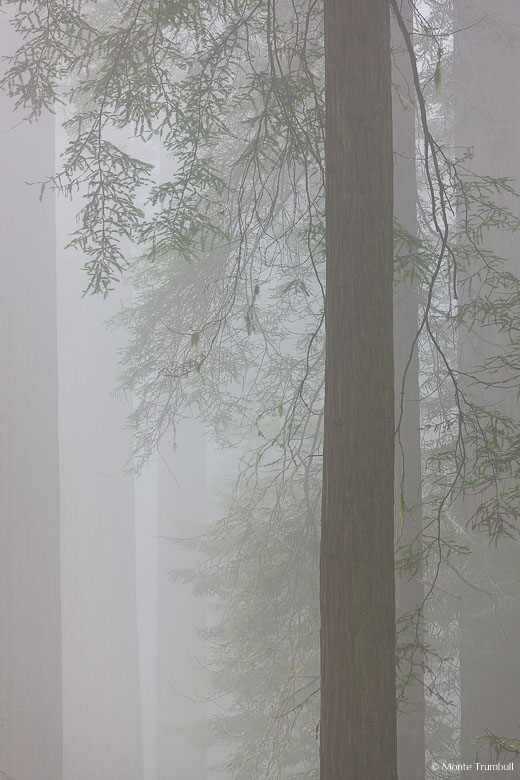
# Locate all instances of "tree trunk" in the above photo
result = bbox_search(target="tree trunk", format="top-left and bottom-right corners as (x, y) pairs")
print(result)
(156, 422), (207, 780)
(56, 116), (144, 780)
(454, 2), (520, 773)
(320, 2), (397, 778)
(0, 15), (63, 780)
(392, 5), (425, 779)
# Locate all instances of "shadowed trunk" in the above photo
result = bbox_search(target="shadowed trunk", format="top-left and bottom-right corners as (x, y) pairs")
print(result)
(320, 1), (397, 777)
(392, 5), (425, 778)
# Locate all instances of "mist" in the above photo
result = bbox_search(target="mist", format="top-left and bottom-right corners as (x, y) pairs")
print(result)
(1, 2), (520, 779)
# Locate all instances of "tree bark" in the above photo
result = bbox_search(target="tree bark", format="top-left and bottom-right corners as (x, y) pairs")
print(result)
(391, 5), (425, 779)
(320, 2), (397, 778)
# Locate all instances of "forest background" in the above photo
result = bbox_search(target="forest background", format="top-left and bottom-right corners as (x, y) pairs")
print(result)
(1, 1), (520, 779)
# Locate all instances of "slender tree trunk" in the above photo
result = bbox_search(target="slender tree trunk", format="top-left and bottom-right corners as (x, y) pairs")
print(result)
(320, 2), (397, 777)
(0, 16), (62, 780)
(392, 5), (425, 779)
(156, 422), (207, 780)
(135, 457), (159, 780)
(155, 146), (207, 780)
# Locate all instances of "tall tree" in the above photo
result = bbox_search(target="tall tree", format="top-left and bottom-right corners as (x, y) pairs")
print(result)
(320, 1), (397, 777)
(56, 180), (145, 779)
(156, 422), (207, 780)
(0, 2), (430, 776)
(392, 5), (425, 777)
(454, 1), (520, 771)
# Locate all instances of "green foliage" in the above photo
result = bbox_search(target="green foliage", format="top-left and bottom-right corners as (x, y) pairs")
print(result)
(1, 0), (325, 296)
(177, 461), (321, 778)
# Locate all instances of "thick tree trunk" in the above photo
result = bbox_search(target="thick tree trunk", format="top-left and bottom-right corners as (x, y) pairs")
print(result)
(320, 2), (397, 778)
(392, 5), (425, 779)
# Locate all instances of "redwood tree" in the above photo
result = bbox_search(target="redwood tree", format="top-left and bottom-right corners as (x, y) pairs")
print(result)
(392, 5), (425, 778)
(321, 1), (397, 777)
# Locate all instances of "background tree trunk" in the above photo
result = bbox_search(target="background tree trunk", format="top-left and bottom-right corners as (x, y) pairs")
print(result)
(454, 1), (520, 773)
(156, 422), (207, 780)
(391, 5), (425, 778)
(0, 16), (63, 780)
(56, 116), (144, 780)
(320, 1), (397, 777)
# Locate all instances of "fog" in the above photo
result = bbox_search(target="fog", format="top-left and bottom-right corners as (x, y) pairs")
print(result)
(1, 2), (520, 779)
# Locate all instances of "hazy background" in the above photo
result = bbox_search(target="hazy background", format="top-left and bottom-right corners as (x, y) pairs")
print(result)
(2, 2), (520, 780)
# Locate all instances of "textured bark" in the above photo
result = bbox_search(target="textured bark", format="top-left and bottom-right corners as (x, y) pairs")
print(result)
(0, 16), (63, 780)
(320, 2), (397, 778)
(392, 6), (425, 779)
